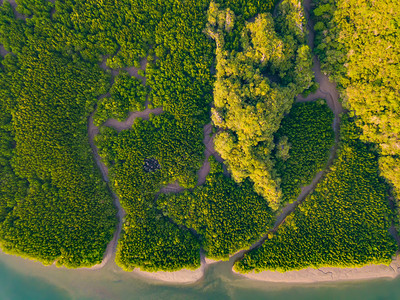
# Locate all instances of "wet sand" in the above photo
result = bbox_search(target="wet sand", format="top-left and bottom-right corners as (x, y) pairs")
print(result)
(132, 266), (205, 284)
(235, 257), (400, 283)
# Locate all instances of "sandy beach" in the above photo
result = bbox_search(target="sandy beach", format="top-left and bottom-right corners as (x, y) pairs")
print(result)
(205, 257), (220, 265)
(130, 255), (400, 284)
(234, 256), (400, 283)
(132, 265), (205, 283)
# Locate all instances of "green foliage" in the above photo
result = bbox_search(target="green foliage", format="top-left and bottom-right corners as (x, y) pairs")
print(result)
(6, 0), (394, 274)
(1, 0), (216, 271)
(90, 0), (218, 271)
(15, 0), (53, 18)
(94, 71), (147, 125)
(96, 114), (203, 270)
(301, 81), (319, 97)
(116, 198), (200, 272)
(41, 0), (214, 120)
(157, 157), (274, 260)
(212, 0), (276, 51)
(145, 1), (214, 121)
(96, 114), (204, 200)
(207, 0), (314, 210)
(0, 48), (117, 267)
(52, 0), (154, 65)
(274, 100), (334, 204)
(313, 0), (400, 197)
(96, 114), (205, 270)
(0, 2), (26, 54)
(0, 96), (28, 225)
(275, 136), (290, 161)
(275, 0), (307, 44)
(216, 0), (274, 18)
(235, 117), (397, 273)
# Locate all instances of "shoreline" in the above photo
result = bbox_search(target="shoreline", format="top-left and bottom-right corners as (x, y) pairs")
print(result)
(233, 256), (400, 283)
(129, 255), (400, 284)
(0, 249), (206, 284)
(3, 249), (400, 285)
(131, 264), (205, 284)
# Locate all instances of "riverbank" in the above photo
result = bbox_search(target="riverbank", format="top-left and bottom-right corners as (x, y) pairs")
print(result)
(233, 256), (400, 283)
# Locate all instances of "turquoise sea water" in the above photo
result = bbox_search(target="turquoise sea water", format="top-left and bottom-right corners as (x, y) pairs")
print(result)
(1, 252), (399, 300)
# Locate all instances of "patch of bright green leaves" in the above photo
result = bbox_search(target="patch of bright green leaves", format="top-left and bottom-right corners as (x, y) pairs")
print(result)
(94, 71), (147, 126)
(207, 0), (314, 210)
(313, 0), (400, 201)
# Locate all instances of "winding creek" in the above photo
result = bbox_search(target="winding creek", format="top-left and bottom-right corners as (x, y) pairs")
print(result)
(225, 0), (345, 269)
(1, 0), (400, 297)
(87, 0), (347, 274)
(86, 0), (400, 282)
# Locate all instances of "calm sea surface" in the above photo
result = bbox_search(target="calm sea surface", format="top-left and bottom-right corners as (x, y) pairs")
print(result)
(0, 251), (399, 300)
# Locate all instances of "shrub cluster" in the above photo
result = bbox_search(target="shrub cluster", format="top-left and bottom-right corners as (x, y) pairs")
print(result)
(116, 197), (201, 272)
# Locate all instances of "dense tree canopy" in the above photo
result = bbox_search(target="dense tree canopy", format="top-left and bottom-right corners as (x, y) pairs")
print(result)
(96, 114), (204, 200)
(116, 196), (201, 272)
(0, 11), (117, 266)
(313, 0), (400, 200)
(94, 0), (282, 271)
(157, 157), (274, 260)
(91, 0), (220, 270)
(212, 0), (275, 51)
(235, 117), (397, 273)
(273, 100), (334, 205)
(0, 0), (221, 270)
(96, 114), (204, 270)
(94, 71), (148, 126)
(2, 0), (397, 275)
(207, 0), (314, 210)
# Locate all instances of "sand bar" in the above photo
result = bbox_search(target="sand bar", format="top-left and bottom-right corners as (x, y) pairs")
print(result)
(234, 256), (400, 283)
(132, 265), (205, 284)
